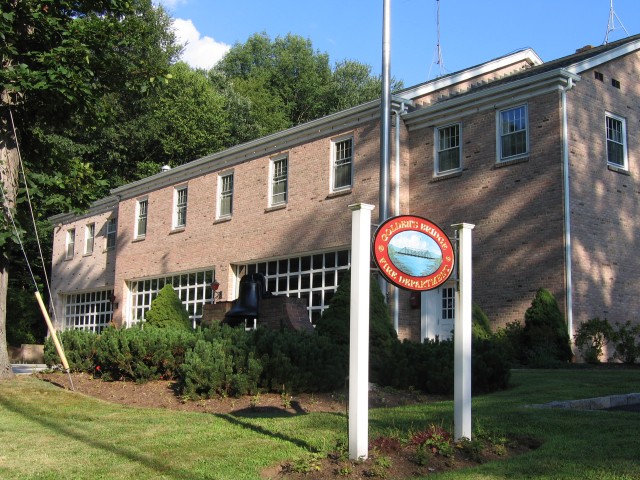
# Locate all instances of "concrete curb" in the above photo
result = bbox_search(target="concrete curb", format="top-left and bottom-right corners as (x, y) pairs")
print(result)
(11, 364), (48, 375)
(526, 393), (640, 411)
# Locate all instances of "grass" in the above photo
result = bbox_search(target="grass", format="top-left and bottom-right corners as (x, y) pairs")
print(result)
(0, 368), (639, 479)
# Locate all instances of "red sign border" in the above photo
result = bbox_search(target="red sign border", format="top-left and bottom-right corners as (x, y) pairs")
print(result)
(372, 215), (455, 292)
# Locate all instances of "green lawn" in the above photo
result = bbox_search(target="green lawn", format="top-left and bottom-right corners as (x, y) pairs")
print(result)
(1, 368), (639, 479)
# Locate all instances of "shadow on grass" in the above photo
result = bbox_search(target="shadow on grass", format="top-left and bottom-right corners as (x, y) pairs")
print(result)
(0, 390), (208, 480)
(214, 409), (345, 453)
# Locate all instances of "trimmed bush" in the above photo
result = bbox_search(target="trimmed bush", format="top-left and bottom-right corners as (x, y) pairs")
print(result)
(144, 284), (192, 330)
(472, 303), (492, 340)
(574, 317), (613, 364)
(521, 288), (572, 366)
(253, 327), (347, 392)
(315, 270), (397, 385)
(611, 321), (640, 364)
(178, 324), (263, 398)
(44, 329), (98, 372)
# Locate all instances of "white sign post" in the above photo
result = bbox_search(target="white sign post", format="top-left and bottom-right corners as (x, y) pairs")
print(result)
(348, 203), (374, 460)
(452, 223), (474, 441)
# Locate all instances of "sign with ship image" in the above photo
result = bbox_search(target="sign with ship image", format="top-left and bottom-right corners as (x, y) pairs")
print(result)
(372, 215), (454, 291)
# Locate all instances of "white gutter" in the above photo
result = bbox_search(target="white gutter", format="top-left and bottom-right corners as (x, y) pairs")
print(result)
(561, 78), (575, 340)
(392, 105), (402, 332)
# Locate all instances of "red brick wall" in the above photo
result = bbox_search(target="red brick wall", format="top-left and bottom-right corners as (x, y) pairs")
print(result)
(568, 52), (640, 332)
(407, 91), (567, 330)
(111, 121), (383, 325)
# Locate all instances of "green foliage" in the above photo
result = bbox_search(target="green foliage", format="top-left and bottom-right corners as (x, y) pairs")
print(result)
(384, 339), (455, 395)
(44, 329), (98, 372)
(253, 327), (347, 393)
(144, 285), (192, 330)
(178, 324), (262, 398)
(315, 271), (398, 385)
(610, 321), (640, 364)
(522, 288), (572, 366)
(472, 338), (511, 393)
(6, 288), (46, 346)
(574, 317), (614, 364)
(472, 303), (492, 340)
(215, 32), (403, 137)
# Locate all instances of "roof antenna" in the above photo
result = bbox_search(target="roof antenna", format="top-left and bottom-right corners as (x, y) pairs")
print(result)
(603, 0), (629, 44)
(428, 0), (446, 79)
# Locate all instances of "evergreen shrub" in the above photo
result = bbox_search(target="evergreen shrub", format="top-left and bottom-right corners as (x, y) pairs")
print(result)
(177, 324), (262, 398)
(521, 288), (572, 366)
(315, 270), (397, 385)
(44, 329), (98, 372)
(144, 284), (192, 330)
(253, 327), (347, 392)
(574, 317), (614, 364)
(611, 321), (640, 364)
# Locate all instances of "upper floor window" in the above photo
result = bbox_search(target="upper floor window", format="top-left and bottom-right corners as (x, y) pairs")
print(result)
(332, 136), (353, 191)
(135, 198), (148, 238)
(218, 172), (233, 218)
(270, 156), (288, 206)
(436, 123), (461, 174)
(498, 105), (528, 161)
(84, 223), (95, 254)
(174, 186), (188, 229)
(106, 218), (117, 250)
(65, 229), (75, 259)
(606, 113), (627, 170)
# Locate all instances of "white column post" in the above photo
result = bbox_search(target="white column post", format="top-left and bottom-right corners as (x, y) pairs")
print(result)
(452, 223), (474, 441)
(348, 203), (374, 460)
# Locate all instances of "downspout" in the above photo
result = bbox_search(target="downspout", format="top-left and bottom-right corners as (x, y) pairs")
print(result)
(392, 102), (408, 333)
(561, 78), (575, 342)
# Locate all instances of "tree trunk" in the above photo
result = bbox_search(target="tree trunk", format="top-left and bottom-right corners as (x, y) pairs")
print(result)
(0, 91), (19, 379)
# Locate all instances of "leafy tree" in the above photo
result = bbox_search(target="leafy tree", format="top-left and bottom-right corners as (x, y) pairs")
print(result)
(144, 285), (192, 331)
(215, 32), (403, 136)
(0, 0), (179, 377)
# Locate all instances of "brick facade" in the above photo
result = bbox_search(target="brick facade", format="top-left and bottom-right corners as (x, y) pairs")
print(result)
(49, 35), (640, 344)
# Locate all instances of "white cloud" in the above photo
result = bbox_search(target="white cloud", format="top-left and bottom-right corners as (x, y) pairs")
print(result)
(172, 18), (230, 70)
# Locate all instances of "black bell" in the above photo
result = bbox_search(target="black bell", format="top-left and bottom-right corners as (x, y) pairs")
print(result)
(224, 273), (266, 327)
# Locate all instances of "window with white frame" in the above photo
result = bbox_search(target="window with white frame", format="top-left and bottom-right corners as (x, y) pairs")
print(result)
(242, 249), (350, 324)
(135, 198), (148, 238)
(174, 186), (188, 228)
(498, 105), (528, 161)
(64, 289), (113, 333)
(436, 123), (461, 174)
(270, 156), (288, 206)
(218, 173), (233, 218)
(332, 136), (353, 190)
(106, 217), (117, 250)
(441, 287), (455, 320)
(128, 269), (215, 328)
(606, 113), (627, 169)
(84, 223), (95, 254)
(65, 229), (75, 259)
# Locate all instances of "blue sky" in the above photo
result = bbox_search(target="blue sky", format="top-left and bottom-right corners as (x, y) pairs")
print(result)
(159, 0), (638, 88)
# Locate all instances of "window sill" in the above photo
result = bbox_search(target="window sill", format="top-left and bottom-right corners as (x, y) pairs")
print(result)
(170, 226), (186, 234)
(132, 236), (146, 243)
(265, 204), (287, 213)
(82, 253), (94, 257)
(494, 156), (529, 168)
(431, 170), (463, 182)
(214, 216), (232, 224)
(326, 188), (352, 199)
(608, 164), (630, 175)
